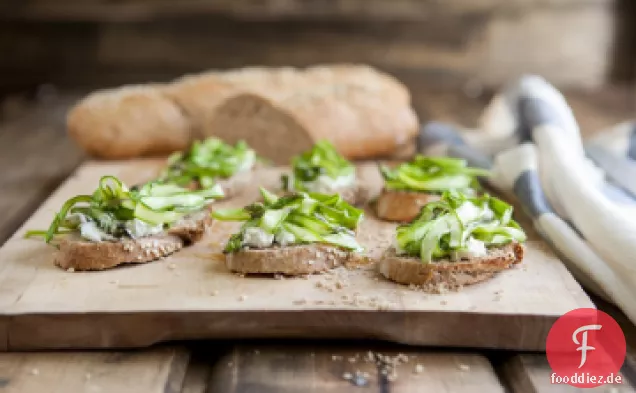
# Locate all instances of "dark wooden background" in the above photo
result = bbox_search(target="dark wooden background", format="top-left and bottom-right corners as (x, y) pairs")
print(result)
(0, 0), (635, 97)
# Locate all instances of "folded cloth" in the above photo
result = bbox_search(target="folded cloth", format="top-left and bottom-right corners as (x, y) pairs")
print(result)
(419, 76), (636, 324)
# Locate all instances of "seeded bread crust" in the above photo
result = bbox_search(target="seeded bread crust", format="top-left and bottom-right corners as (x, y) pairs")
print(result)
(378, 242), (524, 292)
(53, 209), (212, 271)
(225, 244), (365, 275)
(376, 188), (440, 222)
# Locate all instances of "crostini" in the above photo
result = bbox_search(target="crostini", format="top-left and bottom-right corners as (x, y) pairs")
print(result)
(160, 137), (256, 196)
(281, 140), (366, 205)
(378, 191), (526, 291)
(213, 188), (364, 275)
(377, 156), (490, 222)
(26, 176), (224, 271)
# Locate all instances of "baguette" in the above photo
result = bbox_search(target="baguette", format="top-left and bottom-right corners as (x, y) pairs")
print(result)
(54, 209), (211, 271)
(378, 242), (524, 292)
(225, 244), (362, 275)
(375, 189), (440, 222)
(67, 65), (419, 164)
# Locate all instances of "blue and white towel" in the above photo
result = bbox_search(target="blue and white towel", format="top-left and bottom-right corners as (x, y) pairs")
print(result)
(419, 76), (636, 324)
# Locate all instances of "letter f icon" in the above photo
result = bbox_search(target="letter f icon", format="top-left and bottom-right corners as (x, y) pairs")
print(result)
(572, 324), (602, 368)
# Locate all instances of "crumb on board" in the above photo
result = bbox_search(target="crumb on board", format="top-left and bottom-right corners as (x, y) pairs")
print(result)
(458, 364), (470, 371)
(414, 364), (424, 374)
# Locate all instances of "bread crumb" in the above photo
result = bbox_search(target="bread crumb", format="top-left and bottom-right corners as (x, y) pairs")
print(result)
(168, 263), (176, 270)
(387, 373), (397, 382)
(211, 290), (219, 296)
(293, 299), (307, 305)
(30, 368), (39, 375)
(332, 355), (343, 361)
(440, 300), (447, 306)
(239, 295), (247, 301)
(110, 280), (119, 285)
(414, 364), (424, 373)
(85, 373), (92, 380)
(342, 372), (352, 380)
(348, 357), (357, 363)
(66, 267), (75, 273)
(458, 364), (470, 371)
(227, 362), (233, 367)
(254, 350), (260, 355)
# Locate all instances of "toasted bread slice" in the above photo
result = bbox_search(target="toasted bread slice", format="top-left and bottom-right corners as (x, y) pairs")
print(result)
(225, 244), (365, 275)
(378, 242), (524, 292)
(54, 210), (211, 271)
(375, 188), (440, 222)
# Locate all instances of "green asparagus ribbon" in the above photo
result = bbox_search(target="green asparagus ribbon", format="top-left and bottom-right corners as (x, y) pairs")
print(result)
(395, 191), (526, 263)
(26, 176), (224, 243)
(380, 156), (491, 193)
(213, 188), (364, 253)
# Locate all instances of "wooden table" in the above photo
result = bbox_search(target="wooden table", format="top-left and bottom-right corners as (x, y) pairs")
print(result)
(0, 87), (635, 392)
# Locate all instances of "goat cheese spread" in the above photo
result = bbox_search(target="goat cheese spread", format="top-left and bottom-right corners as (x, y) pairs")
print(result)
(242, 227), (275, 248)
(303, 172), (355, 193)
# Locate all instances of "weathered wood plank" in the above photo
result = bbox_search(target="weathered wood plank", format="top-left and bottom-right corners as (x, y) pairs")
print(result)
(0, 346), (190, 393)
(0, 2), (618, 90)
(501, 354), (634, 393)
(208, 345), (504, 393)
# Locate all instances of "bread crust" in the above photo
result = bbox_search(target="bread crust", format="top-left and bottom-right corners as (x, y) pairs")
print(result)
(67, 65), (418, 161)
(53, 210), (211, 271)
(376, 189), (440, 222)
(378, 242), (524, 291)
(67, 85), (192, 158)
(225, 244), (361, 275)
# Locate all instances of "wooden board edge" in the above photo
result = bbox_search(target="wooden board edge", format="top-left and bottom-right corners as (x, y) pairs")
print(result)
(4, 310), (556, 352)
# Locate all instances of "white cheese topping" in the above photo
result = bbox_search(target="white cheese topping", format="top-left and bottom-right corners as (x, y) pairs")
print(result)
(303, 172), (355, 194)
(456, 202), (494, 224)
(125, 219), (164, 238)
(242, 227), (274, 248)
(79, 221), (116, 242)
(275, 229), (296, 246)
(451, 237), (488, 260)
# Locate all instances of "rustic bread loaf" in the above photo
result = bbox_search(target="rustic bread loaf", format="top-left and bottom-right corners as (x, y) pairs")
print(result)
(66, 65), (419, 164)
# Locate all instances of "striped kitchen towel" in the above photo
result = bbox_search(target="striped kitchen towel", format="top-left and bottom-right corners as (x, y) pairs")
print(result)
(419, 76), (636, 324)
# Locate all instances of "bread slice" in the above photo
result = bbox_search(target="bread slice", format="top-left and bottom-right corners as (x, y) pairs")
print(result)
(375, 189), (440, 222)
(54, 210), (211, 271)
(225, 244), (365, 275)
(378, 242), (524, 292)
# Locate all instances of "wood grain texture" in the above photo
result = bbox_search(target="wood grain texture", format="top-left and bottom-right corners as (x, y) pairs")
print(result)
(0, 346), (190, 393)
(0, 160), (592, 351)
(500, 354), (635, 393)
(208, 345), (504, 393)
(0, 0), (614, 22)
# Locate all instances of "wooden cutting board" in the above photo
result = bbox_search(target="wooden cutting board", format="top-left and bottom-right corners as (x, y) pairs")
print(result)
(0, 159), (592, 351)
